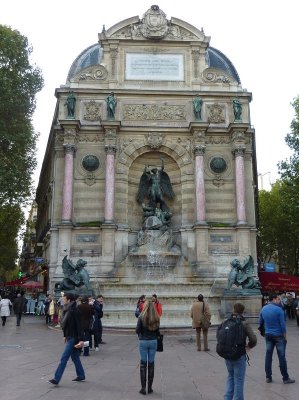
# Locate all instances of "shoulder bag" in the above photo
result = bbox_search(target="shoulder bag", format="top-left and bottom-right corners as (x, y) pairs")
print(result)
(157, 331), (164, 352)
(200, 302), (211, 330)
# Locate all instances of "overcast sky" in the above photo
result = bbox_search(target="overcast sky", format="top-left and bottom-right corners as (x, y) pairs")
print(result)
(2, 0), (299, 191)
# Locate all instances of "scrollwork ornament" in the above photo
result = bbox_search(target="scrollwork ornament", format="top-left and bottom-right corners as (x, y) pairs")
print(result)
(146, 132), (165, 149)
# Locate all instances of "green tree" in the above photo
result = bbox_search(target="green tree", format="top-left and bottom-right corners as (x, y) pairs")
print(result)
(259, 181), (299, 274)
(260, 95), (299, 274)
(0, 25), (43, 278)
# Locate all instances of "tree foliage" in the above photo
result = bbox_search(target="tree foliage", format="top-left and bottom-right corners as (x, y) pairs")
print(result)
(259, 182), (299, 274)
(259, 96), (299, 274)
(0, 25), (43, 279)
(0, 25), (43, 207)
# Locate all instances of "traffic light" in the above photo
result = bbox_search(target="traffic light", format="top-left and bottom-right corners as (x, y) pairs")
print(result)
(18, 271), (22, 278)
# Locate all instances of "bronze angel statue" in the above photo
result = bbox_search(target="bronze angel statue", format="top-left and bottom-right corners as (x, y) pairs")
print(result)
(136, 158), (174, 213)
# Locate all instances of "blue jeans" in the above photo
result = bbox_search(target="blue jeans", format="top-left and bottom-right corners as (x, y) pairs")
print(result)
(139, 340), (157, 363)
(224, 355), (246, 400)
(265, 335), (289, 381)
(54, 337), (85, 383)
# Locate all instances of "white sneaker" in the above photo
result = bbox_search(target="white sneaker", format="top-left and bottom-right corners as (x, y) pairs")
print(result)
(95, 347), (99, 352)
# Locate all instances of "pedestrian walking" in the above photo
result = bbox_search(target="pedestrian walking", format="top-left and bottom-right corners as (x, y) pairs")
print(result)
(13, 293), (26, 326)
(48, 293), (85, 385)
(259, 293), (295, 384)
(0, 294), (12, 326)
(136, 299), (160, 395)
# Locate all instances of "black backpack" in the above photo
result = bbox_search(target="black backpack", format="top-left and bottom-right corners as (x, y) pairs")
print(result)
(216, 315), (246, 360)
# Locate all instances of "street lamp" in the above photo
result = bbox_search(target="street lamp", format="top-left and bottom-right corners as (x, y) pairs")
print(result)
(258, 172), (271, 190)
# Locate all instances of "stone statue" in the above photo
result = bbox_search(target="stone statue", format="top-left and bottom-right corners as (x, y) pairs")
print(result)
(65, 91), (76, 118)
(193, 95), (203, 121)
(106, 92), (117, 120)
(56, 256), (91, 291)
(233, 98), (242, 121)
(136, 158), (174, 217)
(227, 255), (260, 290)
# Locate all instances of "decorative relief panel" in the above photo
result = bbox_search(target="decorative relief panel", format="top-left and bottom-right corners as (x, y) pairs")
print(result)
(146, 132), (165, 149)
(207, 103), (226, 124)
(75, 65), (108, 82)
(202, 68), (232, 84)
(123, 104), (186, 121)
(110, 5), (202, 41)
(83, 101), (102, 121)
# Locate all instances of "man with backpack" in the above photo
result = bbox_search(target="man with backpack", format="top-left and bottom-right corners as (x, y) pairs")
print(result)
(259, 293), (295, 384)
(217, 302), (257, 400)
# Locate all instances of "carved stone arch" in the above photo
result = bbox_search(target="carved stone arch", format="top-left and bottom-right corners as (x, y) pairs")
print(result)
(115, 142), (193, 229)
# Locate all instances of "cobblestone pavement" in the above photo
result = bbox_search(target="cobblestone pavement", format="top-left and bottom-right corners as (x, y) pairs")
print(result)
(1, 314), (298, 400)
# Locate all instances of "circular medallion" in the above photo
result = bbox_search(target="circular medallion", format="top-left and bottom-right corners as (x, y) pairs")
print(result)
(210, 157), (227, 174)
(82, 154), (100, 172)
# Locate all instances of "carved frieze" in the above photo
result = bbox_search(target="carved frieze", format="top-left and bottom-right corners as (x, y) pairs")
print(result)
(77, 134), (103, 143)
(207, 103), (226, 124)
(123, 104), (186, 121)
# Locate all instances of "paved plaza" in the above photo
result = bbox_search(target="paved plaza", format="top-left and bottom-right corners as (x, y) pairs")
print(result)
(1, 315), (298, 400)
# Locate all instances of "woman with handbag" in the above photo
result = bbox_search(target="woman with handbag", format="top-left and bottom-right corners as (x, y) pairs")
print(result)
(136, 299), (160, 395)
(190, 294), (211, 351)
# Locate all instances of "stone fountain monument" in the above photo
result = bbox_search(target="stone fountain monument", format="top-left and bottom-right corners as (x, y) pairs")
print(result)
(129, 158), (181, 278)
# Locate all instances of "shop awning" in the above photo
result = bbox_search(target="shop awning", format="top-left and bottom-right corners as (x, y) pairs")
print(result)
(259, 271), (299, 293)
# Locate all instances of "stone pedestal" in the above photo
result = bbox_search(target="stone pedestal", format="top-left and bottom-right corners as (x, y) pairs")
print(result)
(220, 289), (262, 322)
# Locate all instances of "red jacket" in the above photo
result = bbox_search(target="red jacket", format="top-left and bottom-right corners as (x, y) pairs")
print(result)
(154, 301), (162, 317)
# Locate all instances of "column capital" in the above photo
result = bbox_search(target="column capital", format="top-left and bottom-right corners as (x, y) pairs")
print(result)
(193, 144), (206, 156)
(232, 145), (246, 157)
(105, 144), (117, 155)
(63, 143), (77, 154)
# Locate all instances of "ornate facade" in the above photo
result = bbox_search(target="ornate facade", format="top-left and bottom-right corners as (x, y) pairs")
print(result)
(35, 6), (258, 326)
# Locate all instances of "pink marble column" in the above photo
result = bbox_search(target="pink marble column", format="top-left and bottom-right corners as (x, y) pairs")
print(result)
(194, 145), (206, 224)
(61, 144), (76, 222)
(234, 148), (247, 224)
(104, 145), (116, 223)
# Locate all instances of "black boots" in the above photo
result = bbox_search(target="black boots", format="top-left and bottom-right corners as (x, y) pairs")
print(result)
(139, 361), (147, 395)
(148, 362), (155, 394)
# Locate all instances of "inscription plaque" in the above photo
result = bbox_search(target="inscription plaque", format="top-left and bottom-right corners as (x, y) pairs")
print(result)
(126, 53), (184, 81)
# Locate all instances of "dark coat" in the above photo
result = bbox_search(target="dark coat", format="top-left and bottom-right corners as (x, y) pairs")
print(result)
(62, 301), (84, 342)
(13, 296), (26, 314)
(77, 302), (94, 330)
(92, 300), (103, 331)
